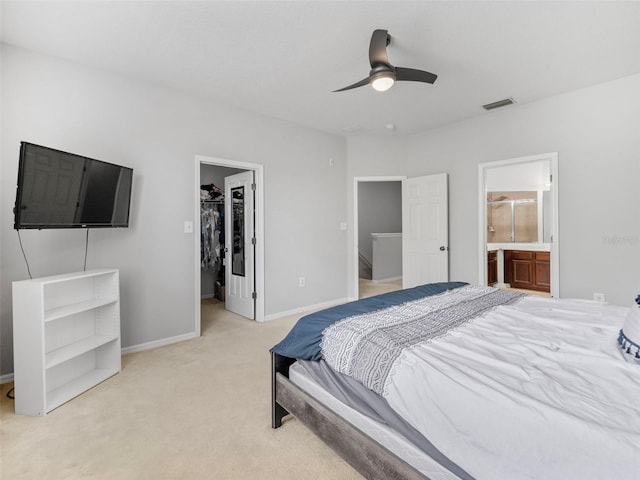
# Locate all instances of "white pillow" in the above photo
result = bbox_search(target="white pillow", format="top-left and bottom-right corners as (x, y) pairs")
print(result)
(619, 295), (640, 361)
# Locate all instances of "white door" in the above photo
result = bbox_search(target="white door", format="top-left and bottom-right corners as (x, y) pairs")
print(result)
(225, 171), (255, 319)
(402, 173), (449, 288)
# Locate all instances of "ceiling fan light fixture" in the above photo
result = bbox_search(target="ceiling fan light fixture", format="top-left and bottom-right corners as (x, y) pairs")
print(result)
(371, 71), (395, 92)
(333, 29), (437, 93)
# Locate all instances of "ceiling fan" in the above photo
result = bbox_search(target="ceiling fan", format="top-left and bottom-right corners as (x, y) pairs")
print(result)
(334, 29), (438, 93)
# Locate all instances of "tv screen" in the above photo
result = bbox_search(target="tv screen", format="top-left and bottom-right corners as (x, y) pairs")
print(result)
(14, 142), (133, 229)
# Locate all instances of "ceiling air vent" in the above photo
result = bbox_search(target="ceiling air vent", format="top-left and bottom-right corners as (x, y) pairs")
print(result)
(482, 98), (515, 111)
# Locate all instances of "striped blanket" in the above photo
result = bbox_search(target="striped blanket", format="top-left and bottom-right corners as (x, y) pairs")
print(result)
(321, 285), (525, 395)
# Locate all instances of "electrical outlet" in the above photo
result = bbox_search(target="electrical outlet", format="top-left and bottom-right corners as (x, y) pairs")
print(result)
(593, 292), (605, 302)
(184, 221), (193, 233)
(299, 277), (306, 287)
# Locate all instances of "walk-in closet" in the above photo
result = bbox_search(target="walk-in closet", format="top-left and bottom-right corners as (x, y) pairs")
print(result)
(200, 164), (245, 303)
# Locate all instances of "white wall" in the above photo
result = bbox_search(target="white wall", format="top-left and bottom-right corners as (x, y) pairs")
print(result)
(371, 233), (402, 282)
(485, 160), (550, 192)
(407, 73), (640, 306)
(0, 46), (347, 376)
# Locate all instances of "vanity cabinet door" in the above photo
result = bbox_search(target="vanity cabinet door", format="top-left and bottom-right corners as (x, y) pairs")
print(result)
(505, 250), (550, 293)
(508, 251), (534, 289)
(487, 251), (498, 286)
(534, 252), (550, 290)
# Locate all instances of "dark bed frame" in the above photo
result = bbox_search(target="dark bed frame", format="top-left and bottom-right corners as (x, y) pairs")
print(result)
(271, 352), (431, 480)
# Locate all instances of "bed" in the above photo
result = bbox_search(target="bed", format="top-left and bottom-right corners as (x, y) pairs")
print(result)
(270, 282), (640, 479)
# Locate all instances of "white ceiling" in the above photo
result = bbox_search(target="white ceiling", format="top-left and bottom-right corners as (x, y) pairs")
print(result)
(2, 1), (640, 136)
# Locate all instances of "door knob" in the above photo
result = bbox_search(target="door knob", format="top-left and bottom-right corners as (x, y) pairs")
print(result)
(439, 246), (447, 251)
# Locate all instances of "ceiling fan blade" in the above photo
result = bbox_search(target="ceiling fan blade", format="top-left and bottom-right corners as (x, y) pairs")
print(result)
(369, 29), (390, 68)
(395, 67), (438, 84)
(332, 76), (371, 92)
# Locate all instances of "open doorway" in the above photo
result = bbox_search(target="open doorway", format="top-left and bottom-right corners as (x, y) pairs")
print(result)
(353, 177), (405, 299)
(478, 153), (559, 297)
(200, 163), (245, 304)
(194, 155), (265, 337)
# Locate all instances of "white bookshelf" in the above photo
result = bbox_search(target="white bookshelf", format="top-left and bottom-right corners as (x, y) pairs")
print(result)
(12, 269), (121, 416)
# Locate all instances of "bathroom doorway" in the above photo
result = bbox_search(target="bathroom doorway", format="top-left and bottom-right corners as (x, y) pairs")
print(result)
(478, 153), (559, 297)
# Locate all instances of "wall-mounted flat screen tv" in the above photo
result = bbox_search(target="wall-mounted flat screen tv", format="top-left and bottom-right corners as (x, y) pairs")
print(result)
(14, 142), (133, 229)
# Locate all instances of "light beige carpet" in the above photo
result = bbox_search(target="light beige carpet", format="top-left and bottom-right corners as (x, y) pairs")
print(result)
(0, 280), (400, 480)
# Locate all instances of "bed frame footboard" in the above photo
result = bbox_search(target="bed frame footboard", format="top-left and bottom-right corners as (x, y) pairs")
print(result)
(270, 352), (429, 480)
(271, 352), (296, 428)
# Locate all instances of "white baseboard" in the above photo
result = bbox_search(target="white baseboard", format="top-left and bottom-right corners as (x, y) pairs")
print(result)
(372, 276), (402, 284)
(200, 293), (215, 299)
(264, 297), (350, 322)
(121, 332), (199, 355)
(0, 373), (14, 385)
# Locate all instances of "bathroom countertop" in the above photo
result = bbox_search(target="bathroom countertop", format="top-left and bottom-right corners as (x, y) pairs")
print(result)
(487, 243), (551, 252)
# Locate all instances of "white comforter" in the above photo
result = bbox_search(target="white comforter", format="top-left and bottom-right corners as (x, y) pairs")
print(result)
(382, 296), (640, 479)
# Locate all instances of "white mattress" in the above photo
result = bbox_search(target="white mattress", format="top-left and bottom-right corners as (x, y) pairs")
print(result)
(289, 361), (462, 480)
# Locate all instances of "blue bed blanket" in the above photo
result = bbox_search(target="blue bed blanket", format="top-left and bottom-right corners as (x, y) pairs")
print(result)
(270, 281), (468, 360)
